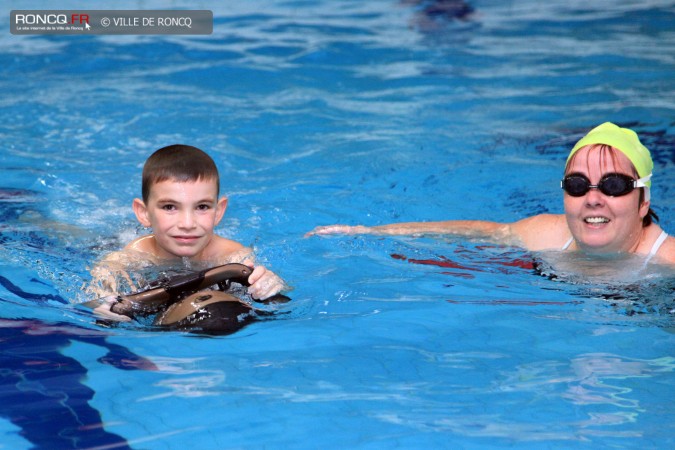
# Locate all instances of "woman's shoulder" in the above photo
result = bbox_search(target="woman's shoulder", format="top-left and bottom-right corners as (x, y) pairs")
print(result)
(516, 213), (566, 227)
(510, 214), (570, 251)
(652, 228), (675, 264)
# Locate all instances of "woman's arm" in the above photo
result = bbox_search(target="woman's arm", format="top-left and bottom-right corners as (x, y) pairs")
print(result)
(308, 220), (512, 242)
(306, 214), (569, 251)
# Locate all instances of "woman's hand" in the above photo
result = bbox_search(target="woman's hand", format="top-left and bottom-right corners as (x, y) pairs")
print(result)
(305, 224), (371, 237)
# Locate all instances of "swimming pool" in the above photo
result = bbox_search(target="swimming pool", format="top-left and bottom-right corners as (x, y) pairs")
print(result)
(1, 0), (674, 448)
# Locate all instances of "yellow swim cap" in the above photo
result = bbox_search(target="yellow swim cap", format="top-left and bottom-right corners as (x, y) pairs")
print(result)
(567, 122), (653, 187)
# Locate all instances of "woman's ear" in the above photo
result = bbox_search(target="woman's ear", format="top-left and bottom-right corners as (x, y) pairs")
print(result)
(639, 201), (651, 219)
(638, 189), (650, 219)
(214, 196), (228, 225)
(132, 198), (152, 227)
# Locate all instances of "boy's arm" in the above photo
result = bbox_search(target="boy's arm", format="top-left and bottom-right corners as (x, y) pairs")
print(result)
(85, 252), (136, 322)
(247, 265), (286, 300)
(224, 247), (288, 300)
(85, 251), (137, 297)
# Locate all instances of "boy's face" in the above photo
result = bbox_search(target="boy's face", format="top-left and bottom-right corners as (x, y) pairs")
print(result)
(133, 178), (227, 259)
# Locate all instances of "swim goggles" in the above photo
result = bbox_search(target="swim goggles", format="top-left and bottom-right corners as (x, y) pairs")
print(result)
(561, 173), (651, 197)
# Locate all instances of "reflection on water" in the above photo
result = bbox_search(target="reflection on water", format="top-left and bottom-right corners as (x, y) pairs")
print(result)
(138, 356), (227, 400)
(370, 351), (673, 441)
(500, 353), (675, 408)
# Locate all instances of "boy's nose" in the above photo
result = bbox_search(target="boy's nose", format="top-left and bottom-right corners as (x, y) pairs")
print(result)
(178, 211), (196, 228)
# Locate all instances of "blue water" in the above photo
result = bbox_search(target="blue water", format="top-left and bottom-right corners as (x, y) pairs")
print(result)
(1, 0), (674, 448)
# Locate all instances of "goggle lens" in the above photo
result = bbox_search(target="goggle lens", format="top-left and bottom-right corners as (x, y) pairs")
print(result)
(561, 174), (638, 197)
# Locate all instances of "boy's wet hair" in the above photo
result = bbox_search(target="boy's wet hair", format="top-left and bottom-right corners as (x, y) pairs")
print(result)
(142, 144), (220, 202)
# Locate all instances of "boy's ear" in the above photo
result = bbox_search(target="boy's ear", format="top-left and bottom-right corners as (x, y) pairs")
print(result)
(214, 196), (228, 225)
(132, 198), (152, 227)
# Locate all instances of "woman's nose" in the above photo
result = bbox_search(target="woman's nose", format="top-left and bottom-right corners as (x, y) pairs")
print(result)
(584, 186), (606, 206)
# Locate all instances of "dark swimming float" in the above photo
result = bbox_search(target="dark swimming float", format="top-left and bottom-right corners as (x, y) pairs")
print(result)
(96, 263), (289, 335)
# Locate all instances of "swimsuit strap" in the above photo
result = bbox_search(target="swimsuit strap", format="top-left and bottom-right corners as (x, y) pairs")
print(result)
(645, 230), (668, 263)
(560, 231), (667, 263)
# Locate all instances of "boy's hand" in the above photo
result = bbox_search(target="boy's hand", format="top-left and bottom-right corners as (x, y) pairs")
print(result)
(92, 296), (133, 322)
(247, 266), (285, 300)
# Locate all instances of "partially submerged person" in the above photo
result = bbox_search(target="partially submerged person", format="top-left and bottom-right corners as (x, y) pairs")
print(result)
(87, 145), (287, 320)
(308, 122), (675, 266)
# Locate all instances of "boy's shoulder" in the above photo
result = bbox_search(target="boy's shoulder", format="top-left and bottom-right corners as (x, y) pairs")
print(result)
(123, 235), (162, 261)
(208, 234), (247, 258)
(98, 247), (150, 265)
(207, 235), (261, 265)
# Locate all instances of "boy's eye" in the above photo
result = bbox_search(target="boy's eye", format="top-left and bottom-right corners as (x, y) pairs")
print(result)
(197, 204), (211, 211)
(161, 204), (176, 211)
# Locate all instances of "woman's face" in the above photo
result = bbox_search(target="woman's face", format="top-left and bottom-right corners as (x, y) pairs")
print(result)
(563, 145), (650, 253)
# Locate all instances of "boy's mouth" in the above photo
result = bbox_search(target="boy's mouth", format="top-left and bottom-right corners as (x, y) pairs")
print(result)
(173, 235), (200, 243)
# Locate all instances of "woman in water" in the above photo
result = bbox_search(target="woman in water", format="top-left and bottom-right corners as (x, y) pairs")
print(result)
(308, 122), (674, 266)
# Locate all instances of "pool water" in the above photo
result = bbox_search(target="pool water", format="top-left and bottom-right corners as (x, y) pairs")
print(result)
(1, 0), (674, 448)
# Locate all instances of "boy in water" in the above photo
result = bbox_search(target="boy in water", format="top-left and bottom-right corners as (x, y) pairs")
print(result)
(88, 144), (286, 320)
